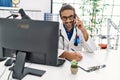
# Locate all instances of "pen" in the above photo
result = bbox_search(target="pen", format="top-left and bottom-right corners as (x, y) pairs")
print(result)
(71, 48), (77, 53)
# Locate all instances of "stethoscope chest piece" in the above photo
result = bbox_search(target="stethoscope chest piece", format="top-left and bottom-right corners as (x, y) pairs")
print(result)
(74, 35), (80, 46)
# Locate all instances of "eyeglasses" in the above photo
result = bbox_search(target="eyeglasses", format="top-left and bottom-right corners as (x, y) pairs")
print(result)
(61, 15), (74, 21)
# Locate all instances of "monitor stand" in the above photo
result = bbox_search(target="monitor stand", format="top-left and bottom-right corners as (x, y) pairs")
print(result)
(11, 51), (46, 79)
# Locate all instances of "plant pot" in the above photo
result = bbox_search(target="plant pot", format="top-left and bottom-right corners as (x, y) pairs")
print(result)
(71, 67), (78, 74)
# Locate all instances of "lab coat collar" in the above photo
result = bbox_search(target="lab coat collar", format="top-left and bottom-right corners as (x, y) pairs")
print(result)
(59, 23), (69, 42)
(70, 26), (76, 42)
(59, 23), (77, 43)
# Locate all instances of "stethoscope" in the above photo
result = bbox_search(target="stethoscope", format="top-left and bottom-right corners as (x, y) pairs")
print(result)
(59, 27), (80, 50)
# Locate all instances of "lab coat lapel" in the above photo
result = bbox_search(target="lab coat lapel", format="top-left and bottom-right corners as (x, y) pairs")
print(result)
(69, 27), (76, 43)
(60, 24), (69, 42)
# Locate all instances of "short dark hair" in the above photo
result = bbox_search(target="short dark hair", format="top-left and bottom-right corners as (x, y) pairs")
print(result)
(59, 3), (76, 17)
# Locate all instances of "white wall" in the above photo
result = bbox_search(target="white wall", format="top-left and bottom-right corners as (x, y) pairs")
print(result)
(18, 0), (51, 20)
(0, 0), (51, 20)
(18, 0), (51, 13)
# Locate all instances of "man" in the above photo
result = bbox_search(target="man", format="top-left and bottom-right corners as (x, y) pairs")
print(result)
(58, 3), (97, 61)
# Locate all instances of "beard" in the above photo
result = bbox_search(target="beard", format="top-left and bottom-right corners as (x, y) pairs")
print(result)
(64, 20), (74, 28)
(63, 20), (74, 31)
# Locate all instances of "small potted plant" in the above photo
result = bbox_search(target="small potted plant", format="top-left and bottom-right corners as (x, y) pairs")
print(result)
(70, 60), (78, 74)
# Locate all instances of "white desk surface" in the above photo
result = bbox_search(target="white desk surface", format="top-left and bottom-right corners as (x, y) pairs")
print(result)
(0, 49), (120, 80)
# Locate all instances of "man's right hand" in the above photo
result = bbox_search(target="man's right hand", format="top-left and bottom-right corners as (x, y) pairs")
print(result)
(59, 51), (83, 61)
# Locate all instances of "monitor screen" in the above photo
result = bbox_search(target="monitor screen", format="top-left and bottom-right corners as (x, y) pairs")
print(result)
(0, 18), (59, 66)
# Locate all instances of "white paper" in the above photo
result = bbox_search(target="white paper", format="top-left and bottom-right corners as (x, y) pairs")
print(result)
(78, 51), (105, 70)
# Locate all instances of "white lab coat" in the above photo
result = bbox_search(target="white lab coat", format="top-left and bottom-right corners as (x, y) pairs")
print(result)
(58, 23), (97, 56)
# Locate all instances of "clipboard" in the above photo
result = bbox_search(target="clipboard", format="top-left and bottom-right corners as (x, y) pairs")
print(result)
(78, 51), (106, 72)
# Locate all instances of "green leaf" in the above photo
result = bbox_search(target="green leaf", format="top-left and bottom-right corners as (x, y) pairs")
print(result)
(71, 60), (78, 68)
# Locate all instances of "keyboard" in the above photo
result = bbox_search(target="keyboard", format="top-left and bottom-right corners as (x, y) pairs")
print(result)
(56, 59), (66, 66)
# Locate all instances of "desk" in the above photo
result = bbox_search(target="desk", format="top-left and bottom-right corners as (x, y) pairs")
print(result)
(0, 50), (120, 80)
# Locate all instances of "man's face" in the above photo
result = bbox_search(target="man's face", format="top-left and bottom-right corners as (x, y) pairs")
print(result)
(61, 10), (75, 29)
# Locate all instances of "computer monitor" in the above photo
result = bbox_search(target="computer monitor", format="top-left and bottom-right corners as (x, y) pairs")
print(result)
(0, 18), (64, 79)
